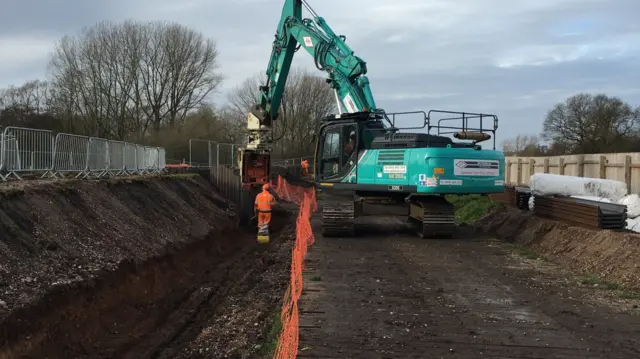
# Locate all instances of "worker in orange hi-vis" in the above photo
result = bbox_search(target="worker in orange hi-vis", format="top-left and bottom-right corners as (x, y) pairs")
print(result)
(301, 159), (309, 175)
(255, 183), (276, 232)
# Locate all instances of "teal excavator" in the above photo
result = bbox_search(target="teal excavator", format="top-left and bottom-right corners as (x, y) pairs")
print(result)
(238, 0), (506, 238)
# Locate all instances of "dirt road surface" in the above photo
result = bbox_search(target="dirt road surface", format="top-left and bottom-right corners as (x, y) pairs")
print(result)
(299, 213), (640, 358)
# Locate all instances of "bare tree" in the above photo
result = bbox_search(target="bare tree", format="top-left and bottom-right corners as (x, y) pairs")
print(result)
(223, 67), (336, 158)
(48, 20), (222, 140)
(542, 93), (640, 154)
(501, 135), (542, 156)
(0, 80), (65, 130)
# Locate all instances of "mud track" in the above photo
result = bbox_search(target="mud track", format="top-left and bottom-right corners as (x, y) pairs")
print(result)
(299, 208), (640, 358)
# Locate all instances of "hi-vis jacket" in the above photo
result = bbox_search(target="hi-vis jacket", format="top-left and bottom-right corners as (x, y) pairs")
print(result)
(255, 191), (276, 212)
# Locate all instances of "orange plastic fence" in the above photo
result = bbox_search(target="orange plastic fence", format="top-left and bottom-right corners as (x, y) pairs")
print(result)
(271, 176), (317, 359)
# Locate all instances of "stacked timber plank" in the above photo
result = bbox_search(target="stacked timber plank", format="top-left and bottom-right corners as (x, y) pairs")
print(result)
(490, 179), (627, 230)
(489, 186), (516, 207)
(514, 187), (531, 210)
(533, 196), (627, 230)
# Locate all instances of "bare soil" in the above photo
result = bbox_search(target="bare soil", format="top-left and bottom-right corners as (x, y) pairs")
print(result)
(298, 207), (640, 358)
(0, 175), (297, 358)
(476, 207), (640, 292)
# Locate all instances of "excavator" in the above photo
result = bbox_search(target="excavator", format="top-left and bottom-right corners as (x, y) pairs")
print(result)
(238, 0), (506, 239)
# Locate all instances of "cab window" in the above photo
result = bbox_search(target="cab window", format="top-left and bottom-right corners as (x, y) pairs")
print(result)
(319, 128), (341, 177)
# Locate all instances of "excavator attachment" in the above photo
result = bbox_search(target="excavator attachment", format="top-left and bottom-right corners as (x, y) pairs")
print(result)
(238, 148), (270, 190)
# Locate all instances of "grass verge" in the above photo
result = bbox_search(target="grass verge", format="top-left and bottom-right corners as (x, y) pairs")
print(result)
(446, 194), (502, 224)
(258, 310), (283, 357)
(578, 275), (640, 300)
(503, 243), (540, 260)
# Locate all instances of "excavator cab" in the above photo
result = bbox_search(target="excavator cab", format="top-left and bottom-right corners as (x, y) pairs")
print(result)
(315, 123), (357, 181)
(314, 112), (387, 183)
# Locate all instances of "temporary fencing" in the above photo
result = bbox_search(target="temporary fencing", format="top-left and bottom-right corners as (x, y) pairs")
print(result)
(272, 155), (314, 178)
(0, 126), (166, 181)
(271, 175), (317, 359)
(188, 140), (243, 205)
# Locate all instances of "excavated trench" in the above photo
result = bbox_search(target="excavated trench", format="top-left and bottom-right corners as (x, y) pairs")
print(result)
(0, 175), (296, 359)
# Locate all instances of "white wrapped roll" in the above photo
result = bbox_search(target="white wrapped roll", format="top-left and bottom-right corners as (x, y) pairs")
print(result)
(529, 173), (628, 202)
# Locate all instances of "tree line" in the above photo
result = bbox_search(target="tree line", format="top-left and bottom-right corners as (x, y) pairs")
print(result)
(502, 93), (640, 156)
(0, 20), (336, 162)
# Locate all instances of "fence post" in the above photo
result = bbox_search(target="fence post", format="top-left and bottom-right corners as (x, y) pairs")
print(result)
(505, 160), (511, 184)
(516, 158), (522, 185)
(599, 156), (606, 178)
(624, 155), (632, 194)
(528, 159), (535, 181)
(543, 158), (549, 173)
(558, 157), (565, 175)
(216, 144), (220, 183)
(577, 154), (585, 177)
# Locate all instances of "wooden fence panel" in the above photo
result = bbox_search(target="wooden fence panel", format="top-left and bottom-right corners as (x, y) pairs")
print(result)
(506, 152), (640, 194)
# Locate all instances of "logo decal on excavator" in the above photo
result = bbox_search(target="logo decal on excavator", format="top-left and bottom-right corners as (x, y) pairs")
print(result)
(454, 159), (499, 176)
(303, 36), (313, 47)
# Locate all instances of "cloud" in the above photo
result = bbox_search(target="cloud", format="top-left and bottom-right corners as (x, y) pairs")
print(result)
(0, 36), (54, 68)
(0, 35), (58, 88)
(0, 0), (639, 144)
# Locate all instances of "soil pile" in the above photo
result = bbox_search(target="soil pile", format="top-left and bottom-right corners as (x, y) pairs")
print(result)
(0, 175), (234, 314)
(477, 207), (640, 291)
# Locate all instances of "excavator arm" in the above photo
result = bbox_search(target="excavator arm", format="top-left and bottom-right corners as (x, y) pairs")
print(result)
(240, 0), (382, 188)
(252, 0), (379, 125)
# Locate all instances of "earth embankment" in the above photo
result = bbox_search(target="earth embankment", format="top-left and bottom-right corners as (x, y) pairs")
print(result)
(0, 175), (295, 358)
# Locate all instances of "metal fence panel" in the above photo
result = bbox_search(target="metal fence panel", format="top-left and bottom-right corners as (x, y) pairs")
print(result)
(53, 133), (90, 174)
(87, 137), (109, 175)
(158, 148), (166, 169)
(217, 143), (236, 166)
(0, 126), (166, 181)
(188, 140), (241, 168)
(189, 139), (211, 168)
(1, 127), (55, 179)
(108, 141), (125, 173)
(271, 155), (315, 177)
(1, 134), (19, 174)
(124, 143), (137, 172)
(142, 146), (152, 170)
(135, 144), (145, 173)
(146, 147), (159, 170)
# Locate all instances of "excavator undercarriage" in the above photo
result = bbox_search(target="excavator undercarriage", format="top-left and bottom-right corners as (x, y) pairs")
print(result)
(321, 191), (457, 239)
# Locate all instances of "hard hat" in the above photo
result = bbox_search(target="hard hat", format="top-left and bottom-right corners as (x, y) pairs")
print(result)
(349, 131), (356, 138)
(262, 183), (270, 190)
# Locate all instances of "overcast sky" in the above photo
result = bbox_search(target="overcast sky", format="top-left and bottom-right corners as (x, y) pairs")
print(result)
(1, 0), (639, 144)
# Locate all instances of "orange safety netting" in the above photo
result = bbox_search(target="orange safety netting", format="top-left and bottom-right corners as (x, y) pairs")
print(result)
(270, 176), (317, 359)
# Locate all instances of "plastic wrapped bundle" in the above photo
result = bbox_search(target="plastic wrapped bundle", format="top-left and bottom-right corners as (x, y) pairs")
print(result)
(618, 194), (640, 218)
(529, 173), (628, 202)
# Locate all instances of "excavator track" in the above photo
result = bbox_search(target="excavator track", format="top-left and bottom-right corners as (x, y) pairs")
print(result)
(321, 193), (355, 237)
(409, 196), (456, 238)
